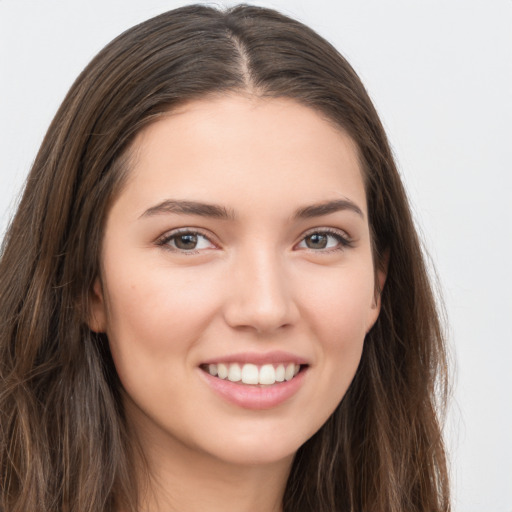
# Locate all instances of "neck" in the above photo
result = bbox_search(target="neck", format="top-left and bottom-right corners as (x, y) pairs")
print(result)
(141, 452), (290, 512)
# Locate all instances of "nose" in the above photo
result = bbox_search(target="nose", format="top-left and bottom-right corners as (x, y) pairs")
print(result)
(222, 247), (299, 334)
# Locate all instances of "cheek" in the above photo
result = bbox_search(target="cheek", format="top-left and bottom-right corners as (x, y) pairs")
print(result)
(318, 290), (367, 381)
(101, 264), (220, 429)
(297, 262), (374, 405)
(299, 261), (376, 342)
(102, 259), (223, 372)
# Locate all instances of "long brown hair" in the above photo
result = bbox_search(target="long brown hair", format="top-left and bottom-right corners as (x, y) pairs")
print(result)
(0, 5), (450, 511)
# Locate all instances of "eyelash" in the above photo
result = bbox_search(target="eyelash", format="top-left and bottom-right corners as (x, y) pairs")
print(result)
(156, 227), (353, 254)
(156, 228), (216, 255)
(297, 228), (353, 253)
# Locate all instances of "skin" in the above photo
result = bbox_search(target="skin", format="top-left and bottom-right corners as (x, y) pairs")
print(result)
(89, 94), (386, 512)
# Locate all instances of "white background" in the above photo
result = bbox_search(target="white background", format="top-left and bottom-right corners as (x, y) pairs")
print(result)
(1, 1), (511, 510)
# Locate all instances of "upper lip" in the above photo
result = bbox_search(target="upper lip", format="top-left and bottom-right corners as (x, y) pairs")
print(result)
(200, 351), (310, 366)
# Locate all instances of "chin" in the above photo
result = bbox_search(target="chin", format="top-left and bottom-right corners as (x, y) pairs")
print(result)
(209, 439), (298, 467)
(192, 418), (320, 467)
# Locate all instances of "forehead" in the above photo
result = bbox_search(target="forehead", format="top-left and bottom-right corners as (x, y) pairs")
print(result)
(118, 94), (367, 219)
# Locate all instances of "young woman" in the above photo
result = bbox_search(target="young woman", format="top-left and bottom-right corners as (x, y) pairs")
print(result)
(0, 5), (450, 512)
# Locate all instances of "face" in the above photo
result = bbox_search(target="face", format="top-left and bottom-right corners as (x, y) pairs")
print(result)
(89, 95), (385, 468)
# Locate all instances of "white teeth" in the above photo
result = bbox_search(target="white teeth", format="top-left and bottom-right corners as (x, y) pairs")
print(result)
(284, 363), (295, 381)
(217, 363), (228, 380)
(228, 363), (242, 382)
(207, 362), (301, 385)
(275, 364), (285, 382)
(259, 364), (276, 385)
(241, 363), (259, 384)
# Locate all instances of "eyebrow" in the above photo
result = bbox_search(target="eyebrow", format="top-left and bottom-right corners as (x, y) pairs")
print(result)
(140, 199), (236, 220)
(140, 198), (364, 221)
(293, 199), (364, 220)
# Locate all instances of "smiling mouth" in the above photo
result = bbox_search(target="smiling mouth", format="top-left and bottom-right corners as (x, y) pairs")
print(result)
(200, 362), (304, 386)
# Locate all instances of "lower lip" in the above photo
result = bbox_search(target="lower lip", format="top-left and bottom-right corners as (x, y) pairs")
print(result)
(199, 367), (307, 410)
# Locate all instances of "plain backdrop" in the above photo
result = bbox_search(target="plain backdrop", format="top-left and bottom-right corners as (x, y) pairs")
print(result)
(1, 1), (511, 510)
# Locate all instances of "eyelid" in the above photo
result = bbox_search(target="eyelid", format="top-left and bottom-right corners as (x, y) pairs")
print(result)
(154, 226), (353, 254)
(294, 227), (353, 251)
(155, 227), (219, 253)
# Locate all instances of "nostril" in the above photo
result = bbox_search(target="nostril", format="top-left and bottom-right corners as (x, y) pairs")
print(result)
(223, 301), (299, 334)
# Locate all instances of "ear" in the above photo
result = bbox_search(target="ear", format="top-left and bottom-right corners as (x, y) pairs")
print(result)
(88, 277), (107, 333)
(366, 249), (389, 333)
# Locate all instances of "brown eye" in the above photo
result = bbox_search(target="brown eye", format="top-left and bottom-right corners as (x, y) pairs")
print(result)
(305, 233), (328, 249)
(174, 233), (199, 250)
(160, 231), (215, 252)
